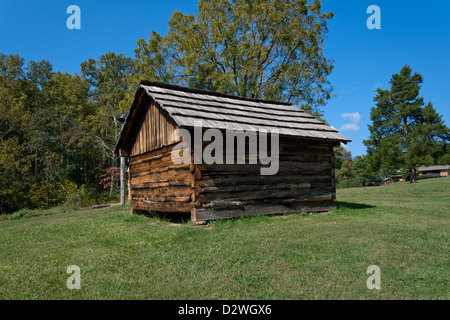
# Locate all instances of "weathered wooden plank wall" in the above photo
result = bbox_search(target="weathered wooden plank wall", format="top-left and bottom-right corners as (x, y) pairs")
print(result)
(130, 100), (179, 157)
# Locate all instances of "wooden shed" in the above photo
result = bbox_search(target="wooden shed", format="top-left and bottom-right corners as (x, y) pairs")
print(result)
(115, 81), (350, 224)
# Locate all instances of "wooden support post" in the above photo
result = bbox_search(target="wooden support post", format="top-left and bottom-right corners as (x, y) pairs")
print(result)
(120, 156), (126, 205)
(330, 145), (336, 203)
(191, 208), (207, 225)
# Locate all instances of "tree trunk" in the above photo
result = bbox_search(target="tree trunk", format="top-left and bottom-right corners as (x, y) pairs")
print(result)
(46, 174), (50, 208)
(34, 150), (38, 180)
(120, 156), (126, 205)
(110, 167), (114, 194)
(410, 165), (417, 183)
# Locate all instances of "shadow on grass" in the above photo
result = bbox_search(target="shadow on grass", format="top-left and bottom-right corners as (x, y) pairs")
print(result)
(337, 201), (375, 210)
(139, 210), (191, 224)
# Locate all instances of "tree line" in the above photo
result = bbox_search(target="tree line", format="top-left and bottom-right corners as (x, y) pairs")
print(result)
(1, 0), (448, 214)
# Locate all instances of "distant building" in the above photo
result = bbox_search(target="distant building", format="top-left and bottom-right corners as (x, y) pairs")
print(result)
(391, 174), (405, 182)
(371, 177), (392, 186)
(418, 165), (450, 178)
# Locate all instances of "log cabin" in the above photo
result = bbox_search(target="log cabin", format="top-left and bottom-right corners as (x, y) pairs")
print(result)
(115, 81), (350, 224)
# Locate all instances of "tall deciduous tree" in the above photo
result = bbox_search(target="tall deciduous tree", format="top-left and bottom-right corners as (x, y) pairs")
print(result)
(0, 53), (34, 212)
(0, 52), (104, 212)
(364, 65), (449, 183)
(81, 52), (136, 167)
(135, 0), (334, 117)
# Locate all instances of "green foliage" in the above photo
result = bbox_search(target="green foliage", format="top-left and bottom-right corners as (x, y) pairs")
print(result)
(364, 65), (450, 182)
(436, 145), (450, 165)
(334, 149), (377, 187)
(81, 52), (136, 167)
(352, 155), (377, 184)
(334, 146), (359, 184)
(135, 0), (335, 117)
(0, 52), (128, 214)
(336, 177), (362, 189)
(30, 180), (78, 209)
(63, 185), (120, 210)
(63, 185), (113, 209)
(335, 160), (354, 182)
(8, 209), (36, 220)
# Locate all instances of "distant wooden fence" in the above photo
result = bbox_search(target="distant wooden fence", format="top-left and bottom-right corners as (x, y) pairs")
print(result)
(43, 203), (122, 217)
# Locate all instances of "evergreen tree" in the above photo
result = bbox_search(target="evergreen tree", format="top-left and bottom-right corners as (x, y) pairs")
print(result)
(364, 65), (449, 183)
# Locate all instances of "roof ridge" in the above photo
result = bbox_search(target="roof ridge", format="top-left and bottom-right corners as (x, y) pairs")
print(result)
(139, 80), (294, 106)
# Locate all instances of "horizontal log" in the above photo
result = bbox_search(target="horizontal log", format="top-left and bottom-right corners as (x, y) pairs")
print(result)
(131, 158), (191, 173)
(131, 194), (191, 203)
(131, 178), (193, 190)
(197, 136), (330, 149)
(200, 182), (311, 193)
(195, 189), (333, 203)
(131, 154), (173, 168)
(131, 187), (194, 199)
(196, 196), (336, 208)
(189, 149), (331, 161)
(131, 170), (194, 185)
(280, 143), (330, 150)
(130, 164), (191, 178)
(130, 150), (332, 172)
(310, 181), (332, 188)
(279, 137), (331, 147)
(280, 146), (332, 154)
(195, 162), (331, 172)
(198, 174), (331, 188)
(195, 167), (331, 177)
(132, 200), (194, 213)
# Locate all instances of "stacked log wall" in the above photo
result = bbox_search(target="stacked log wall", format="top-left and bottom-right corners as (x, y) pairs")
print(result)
(129, 144), (195, 214)
(128, 126), (337, 222)
(191, 137), (336, 223)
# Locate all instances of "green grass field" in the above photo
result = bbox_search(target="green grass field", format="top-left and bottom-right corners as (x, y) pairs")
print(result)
(0, 178), (448, 300)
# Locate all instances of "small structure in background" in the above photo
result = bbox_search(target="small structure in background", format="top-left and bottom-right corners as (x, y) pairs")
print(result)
(418, 165), (450, 178)
(391, 174), (405, 183)
(370, 178), (392, 186)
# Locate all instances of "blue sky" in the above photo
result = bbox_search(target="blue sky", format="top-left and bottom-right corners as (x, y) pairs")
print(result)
(0, 0), (449, 156)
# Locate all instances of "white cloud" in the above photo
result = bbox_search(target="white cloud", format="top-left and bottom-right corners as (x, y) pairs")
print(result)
(339, 112), (361, 131)
(339, 112), (361, 132)
(341, 112), (361, 124)
(339, 123), (360, 131)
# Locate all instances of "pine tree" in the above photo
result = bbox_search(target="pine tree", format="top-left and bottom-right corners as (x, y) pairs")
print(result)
(364, 65), (449, 183)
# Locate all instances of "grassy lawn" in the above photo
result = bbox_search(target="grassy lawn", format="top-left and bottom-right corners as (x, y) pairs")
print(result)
(0, 178), (448, 300)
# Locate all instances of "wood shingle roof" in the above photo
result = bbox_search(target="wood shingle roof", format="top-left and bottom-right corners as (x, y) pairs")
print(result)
(116, 81), (350, 154)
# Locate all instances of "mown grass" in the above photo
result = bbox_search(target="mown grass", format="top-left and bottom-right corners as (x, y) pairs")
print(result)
(0, 178), (448, 299)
